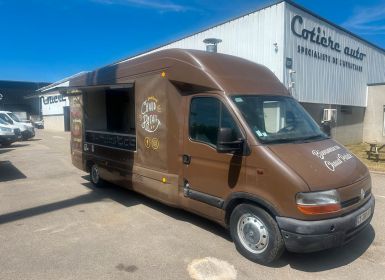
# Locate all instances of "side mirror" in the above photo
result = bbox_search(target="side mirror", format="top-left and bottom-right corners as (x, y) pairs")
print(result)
(217, 127), (244, 154)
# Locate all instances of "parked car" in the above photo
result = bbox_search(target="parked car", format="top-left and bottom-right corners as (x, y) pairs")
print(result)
(0, 118), (17, 147)
(0, 118), (21, 140)
(0, 111), (35, 140)
(33, 119), (44, 129)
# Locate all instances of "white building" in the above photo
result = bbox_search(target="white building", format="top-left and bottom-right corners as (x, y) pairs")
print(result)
(42, 0), (385, 144)
(116, 0), (385, 144)
(38, 72), (87, 131)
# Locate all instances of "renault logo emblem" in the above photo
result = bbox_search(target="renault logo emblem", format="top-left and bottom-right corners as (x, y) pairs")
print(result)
(360, 189), (365, 200)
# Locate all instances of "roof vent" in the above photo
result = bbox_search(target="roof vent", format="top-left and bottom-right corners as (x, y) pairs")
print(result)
(203, 38), (222, 53)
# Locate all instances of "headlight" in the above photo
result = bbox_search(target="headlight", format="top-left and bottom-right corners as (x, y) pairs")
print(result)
(296, 189), (341, 215)
(0, 127), (12, 132)
(24, 125), (33, 131)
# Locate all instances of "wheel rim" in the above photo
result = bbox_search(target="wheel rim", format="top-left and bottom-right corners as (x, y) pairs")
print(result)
(237, 213), (269, 254)
(91, 165), (99, 184)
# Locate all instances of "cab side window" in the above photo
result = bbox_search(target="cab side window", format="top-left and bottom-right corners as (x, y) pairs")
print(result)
(0, 113), (11, 124)
(189, 97), (240, 147)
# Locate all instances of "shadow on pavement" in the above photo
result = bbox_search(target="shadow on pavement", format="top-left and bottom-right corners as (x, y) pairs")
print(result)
(5, 143), (30, 148)
(0, 148), (15, 154)
(81, 176), (231, 242)
(0, 177), (140, 225)
(0, 175), (230, 241)
(269, 225), (375, 271)
(0, 192), (105, 225)
(0, 172), (374, 270)
(0, 161), (27, 182)
(24, 138), (42, 142)
(81, 177), (375, 265)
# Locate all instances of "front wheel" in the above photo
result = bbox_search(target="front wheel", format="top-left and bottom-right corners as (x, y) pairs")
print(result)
(90, 163), (104, 187)
(229, 204), (284, 264)
(1, 142), (12, 147)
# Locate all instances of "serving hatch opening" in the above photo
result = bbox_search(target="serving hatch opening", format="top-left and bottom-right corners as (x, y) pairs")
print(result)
(57, 83), (134, 97)
(78, 84), (137, 152)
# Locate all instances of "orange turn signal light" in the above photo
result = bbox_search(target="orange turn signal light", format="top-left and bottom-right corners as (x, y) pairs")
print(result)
(297, 204), (341, 215)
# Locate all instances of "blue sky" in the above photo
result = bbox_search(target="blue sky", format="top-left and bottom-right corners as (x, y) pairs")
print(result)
(0, 0), (384, 82)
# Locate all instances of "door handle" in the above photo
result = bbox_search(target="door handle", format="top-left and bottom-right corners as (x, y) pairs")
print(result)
(183, 154), (191, 165)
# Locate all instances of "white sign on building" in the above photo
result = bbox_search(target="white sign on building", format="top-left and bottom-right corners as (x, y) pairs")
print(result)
(41, 93), (69, 116)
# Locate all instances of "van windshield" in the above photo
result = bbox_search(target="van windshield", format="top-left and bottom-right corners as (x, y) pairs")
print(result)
(0, 118), (9, 125)
(8, 113), (21, 122)
(231, 95), (327, 144)
(0, 113), (13, 124)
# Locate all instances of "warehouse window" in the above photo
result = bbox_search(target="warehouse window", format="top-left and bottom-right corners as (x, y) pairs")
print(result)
(340, 106), (352, 114)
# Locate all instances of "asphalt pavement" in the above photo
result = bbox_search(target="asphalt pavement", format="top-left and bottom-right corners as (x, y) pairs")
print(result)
(0, 129), (384, 280)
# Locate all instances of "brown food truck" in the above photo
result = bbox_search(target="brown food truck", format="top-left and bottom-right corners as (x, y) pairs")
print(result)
(63, 49), (374, 264)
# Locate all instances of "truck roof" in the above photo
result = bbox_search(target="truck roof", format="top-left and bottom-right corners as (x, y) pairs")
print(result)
(69, 49), (289, 96)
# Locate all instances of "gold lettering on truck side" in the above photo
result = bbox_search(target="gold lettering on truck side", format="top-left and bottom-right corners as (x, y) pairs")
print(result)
(151, 138), (160, 150)
(144, 137), (151, 148)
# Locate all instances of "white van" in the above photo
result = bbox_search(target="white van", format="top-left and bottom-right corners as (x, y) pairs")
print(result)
(0, 118), (22, 140)
(0, 111), (34, 140)
(0, 118), (17, 147)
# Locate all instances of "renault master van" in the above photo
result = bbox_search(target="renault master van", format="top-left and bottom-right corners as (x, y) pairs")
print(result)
(62, 49), (374, 264)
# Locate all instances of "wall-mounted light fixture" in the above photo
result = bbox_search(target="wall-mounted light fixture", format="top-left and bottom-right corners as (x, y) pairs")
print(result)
(288, 69), (296, 94)
(273, 42), (279, 52)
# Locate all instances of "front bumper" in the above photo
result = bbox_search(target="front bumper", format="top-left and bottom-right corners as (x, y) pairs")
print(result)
(21, 129), (35, 139)
(0, 134), (17, 144)
(276, 196), (375, 253)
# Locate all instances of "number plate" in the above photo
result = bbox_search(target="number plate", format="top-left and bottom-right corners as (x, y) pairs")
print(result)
(356, 207), (371, 227)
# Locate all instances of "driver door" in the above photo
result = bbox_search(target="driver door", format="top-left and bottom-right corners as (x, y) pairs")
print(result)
(182, 95), (246, 212)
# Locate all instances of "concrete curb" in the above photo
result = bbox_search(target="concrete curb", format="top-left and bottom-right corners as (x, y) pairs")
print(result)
(370, 170), (385, 175)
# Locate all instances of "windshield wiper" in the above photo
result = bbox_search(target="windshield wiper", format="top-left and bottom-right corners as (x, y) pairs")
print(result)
(263, 134), (328, 144)
(292, 134), (328, 143)
(262, 138), (294, 144)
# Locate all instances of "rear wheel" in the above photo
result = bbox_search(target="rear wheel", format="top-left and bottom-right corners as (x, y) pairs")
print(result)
(90, 163), (104, 187)
(229, 204), (284, 264)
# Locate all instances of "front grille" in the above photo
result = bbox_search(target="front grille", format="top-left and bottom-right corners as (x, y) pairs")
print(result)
(341, 190), (371, 208)
(14, 128), (21, 136)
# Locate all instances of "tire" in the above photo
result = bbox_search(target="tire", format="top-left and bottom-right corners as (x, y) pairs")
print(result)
(90, 163), (104, 187)
(1, 142), (12, 147)
(229, 204), (284, 264)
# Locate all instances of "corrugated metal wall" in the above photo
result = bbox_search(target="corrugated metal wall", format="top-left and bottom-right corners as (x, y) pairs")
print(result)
(284, 3), (385, 107)
(122, 1), (385, 108)
(122, 3), (285, 81)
